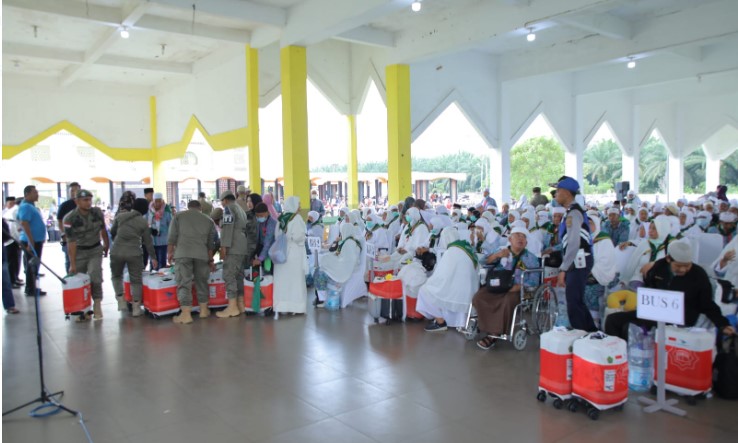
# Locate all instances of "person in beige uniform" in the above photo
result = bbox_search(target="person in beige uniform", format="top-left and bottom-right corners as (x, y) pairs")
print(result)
(198, 192), (213, 216)
(216, 191), (250, 318)
(110, 192), (157, 317)
(63, 190), (109, 320)
(167, 200), (217, 324)
(236, 185), (250, 213)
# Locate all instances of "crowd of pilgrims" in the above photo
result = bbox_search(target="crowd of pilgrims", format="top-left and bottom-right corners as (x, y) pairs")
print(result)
(315, 186), (738, 344)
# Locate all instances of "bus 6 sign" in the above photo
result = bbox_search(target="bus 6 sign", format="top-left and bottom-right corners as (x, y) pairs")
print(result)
(636, 287), (685, 325)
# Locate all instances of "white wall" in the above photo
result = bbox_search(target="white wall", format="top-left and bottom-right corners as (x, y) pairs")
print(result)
(156, 51), (247, 147)
(2, 74), (151, 148)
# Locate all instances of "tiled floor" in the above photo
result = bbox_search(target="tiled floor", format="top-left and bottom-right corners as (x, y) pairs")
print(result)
(3, 243), (737, 442)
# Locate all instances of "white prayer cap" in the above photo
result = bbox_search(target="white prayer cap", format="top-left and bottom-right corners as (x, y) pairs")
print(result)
(153, 192), (164, 200)
(668, 240), (693, 263)
(719, 212), (738, 223)
(510, 227), (529, 238)
(552, 207), (566, 215)
(607, 207), (620, 215)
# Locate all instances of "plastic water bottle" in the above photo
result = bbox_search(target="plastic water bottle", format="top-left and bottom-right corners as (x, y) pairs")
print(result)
(628, 325), (654, 392)
(325, 289), (340, 311)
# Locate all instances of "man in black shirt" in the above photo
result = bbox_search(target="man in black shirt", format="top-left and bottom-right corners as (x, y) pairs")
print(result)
(57, 182), (80, 273)
(605, 239), (736, 340)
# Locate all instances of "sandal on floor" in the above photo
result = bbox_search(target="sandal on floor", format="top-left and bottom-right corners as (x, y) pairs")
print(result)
(6, 308), (20, 314)
(476, 336), (496, 350)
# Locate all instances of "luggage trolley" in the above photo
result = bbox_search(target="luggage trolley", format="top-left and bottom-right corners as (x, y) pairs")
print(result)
(458, 259), (558, 350)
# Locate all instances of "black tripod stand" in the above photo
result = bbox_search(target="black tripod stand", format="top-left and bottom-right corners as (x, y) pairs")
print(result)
(3, 251), (92, 441)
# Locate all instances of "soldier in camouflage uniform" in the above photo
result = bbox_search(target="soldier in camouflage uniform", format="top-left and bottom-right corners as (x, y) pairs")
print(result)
(167, 200), (217, 324)
(63, 190), (109, 321)
(216, 191), (251, 318)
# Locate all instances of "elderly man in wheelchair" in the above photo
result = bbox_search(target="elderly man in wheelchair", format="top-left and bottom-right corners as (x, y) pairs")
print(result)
(468, 227), (554, 350)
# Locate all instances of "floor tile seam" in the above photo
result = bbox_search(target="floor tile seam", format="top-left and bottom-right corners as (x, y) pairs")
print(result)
(333, 401), (450, 440)
(291, 387), (399, 418)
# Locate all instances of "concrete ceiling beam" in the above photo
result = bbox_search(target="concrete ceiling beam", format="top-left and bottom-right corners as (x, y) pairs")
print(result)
(335, 26), (395, 48)
(555, 12), (631, 40)
(150, 0), (287, 27)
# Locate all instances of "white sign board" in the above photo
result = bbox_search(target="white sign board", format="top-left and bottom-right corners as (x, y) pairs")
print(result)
(636, 287), (685, 325)
(307, 236), (322, 252)
(365, 243), (376, 259)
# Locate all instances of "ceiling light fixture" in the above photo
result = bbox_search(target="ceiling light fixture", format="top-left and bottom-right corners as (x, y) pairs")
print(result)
(627, 57), (636, 69)
(526, 28), (536, 42)
(120, 26), (130, 39)
(411, 1), (422, 12)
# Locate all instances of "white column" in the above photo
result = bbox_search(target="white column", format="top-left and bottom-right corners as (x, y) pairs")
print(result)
(491, 145), (510, 204)
(705, 156), (720, 194)
(565, 145), (583, 183)
(622, 150), (639, 192)
(667, 154), (684, 202)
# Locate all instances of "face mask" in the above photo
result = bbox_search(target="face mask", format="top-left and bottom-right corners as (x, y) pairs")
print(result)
(470, 216), (477, 222)
(431, 228), (439, 236)
(256, 216), (267, 223)
(338, 216), (344, 222)
(366, 221), (375, 230)
(392, 211), (399, 217)
(405, 215), (413, 223)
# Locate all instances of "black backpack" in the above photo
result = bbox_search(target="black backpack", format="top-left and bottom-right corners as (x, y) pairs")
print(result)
(714, 336), (738, 399)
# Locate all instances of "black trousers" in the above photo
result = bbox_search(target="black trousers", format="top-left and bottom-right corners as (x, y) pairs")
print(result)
(6, 241), (21, 283)
(604, 311), (656, 341)
(564, 255), (597, 332)
(22, 241), (44, 295)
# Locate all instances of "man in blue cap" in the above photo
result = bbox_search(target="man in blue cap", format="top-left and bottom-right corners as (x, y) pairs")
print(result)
(554, 176), (597, 332)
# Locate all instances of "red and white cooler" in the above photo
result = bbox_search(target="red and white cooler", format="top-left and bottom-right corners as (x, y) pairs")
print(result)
(62, 273), (92, 315)
(143, 273), (180, 316)
(539, 328), (587, 402)
(207, 268), (227, 308)
(654, 326), (715, 396)
(123, 270), (132, 303)
(244, 274), (274, 313)
(572, 332), (629, 410)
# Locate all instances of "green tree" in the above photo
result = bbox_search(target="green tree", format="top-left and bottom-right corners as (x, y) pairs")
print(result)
(510, 136), (564, 198)
(683, 148), (706, 194)
(583, 139), (622, 194)
(639, 137), (667, 194)
(720, 149), (738, 189)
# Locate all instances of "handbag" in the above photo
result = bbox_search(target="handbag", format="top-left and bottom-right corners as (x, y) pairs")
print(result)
(268, 232), (288, 264)
(486, 254), (520, 294)
(717, 279), (735, 304)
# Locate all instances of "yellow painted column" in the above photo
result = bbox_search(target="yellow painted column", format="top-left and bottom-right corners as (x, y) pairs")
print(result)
(386, 64), (412, 204)
(280, 46), (310, 210)
(246, 45), (261, 194)
(347, 115), (359, 209)
(150, 96), (167, 193)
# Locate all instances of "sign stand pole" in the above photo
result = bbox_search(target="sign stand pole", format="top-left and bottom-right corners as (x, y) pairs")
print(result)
(637, 321), (686, 416)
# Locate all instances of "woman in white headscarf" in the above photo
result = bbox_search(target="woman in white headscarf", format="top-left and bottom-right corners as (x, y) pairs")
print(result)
(273, 196), (308, 315)
(519, 208), (543, 257)
(678, 208), (701, 238)
(392, 208), (430, 263)
(416, 228), (480, 331)
(384, 205), (402, 252)
(629, 207), (650, 242)
(306, 210), (324, 239)
(365, 213), (391, 253)
(315, 223), (362, 307)
(622, 215), (674, 290)
(397, 217), (452, 306)
(328, 206), (349, 245)
(584, 215), (617, 328)
(501, 210), (520, 237)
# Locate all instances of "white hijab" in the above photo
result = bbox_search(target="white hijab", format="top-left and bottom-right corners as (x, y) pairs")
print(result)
(590, 215), (616, 286)
(321, 223), (362, 283)
(283, 196), (300, 213)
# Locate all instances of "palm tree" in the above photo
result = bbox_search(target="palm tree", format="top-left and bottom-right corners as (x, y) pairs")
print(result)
(683, 149), (706, 192)
(639, 137), (667, 193)
(584, 139), (622, 192)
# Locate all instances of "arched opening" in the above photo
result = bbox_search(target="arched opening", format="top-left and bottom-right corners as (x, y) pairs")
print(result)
(583, 122), (623, 196)
(509, 114), (564, 201)
(638, 130), (668, 197)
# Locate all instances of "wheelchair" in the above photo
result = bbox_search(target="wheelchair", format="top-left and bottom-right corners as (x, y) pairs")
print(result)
(458, 264), (558, 350)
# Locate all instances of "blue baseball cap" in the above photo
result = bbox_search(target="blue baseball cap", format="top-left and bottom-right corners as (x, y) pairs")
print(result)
(554, 177), (580, 194)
